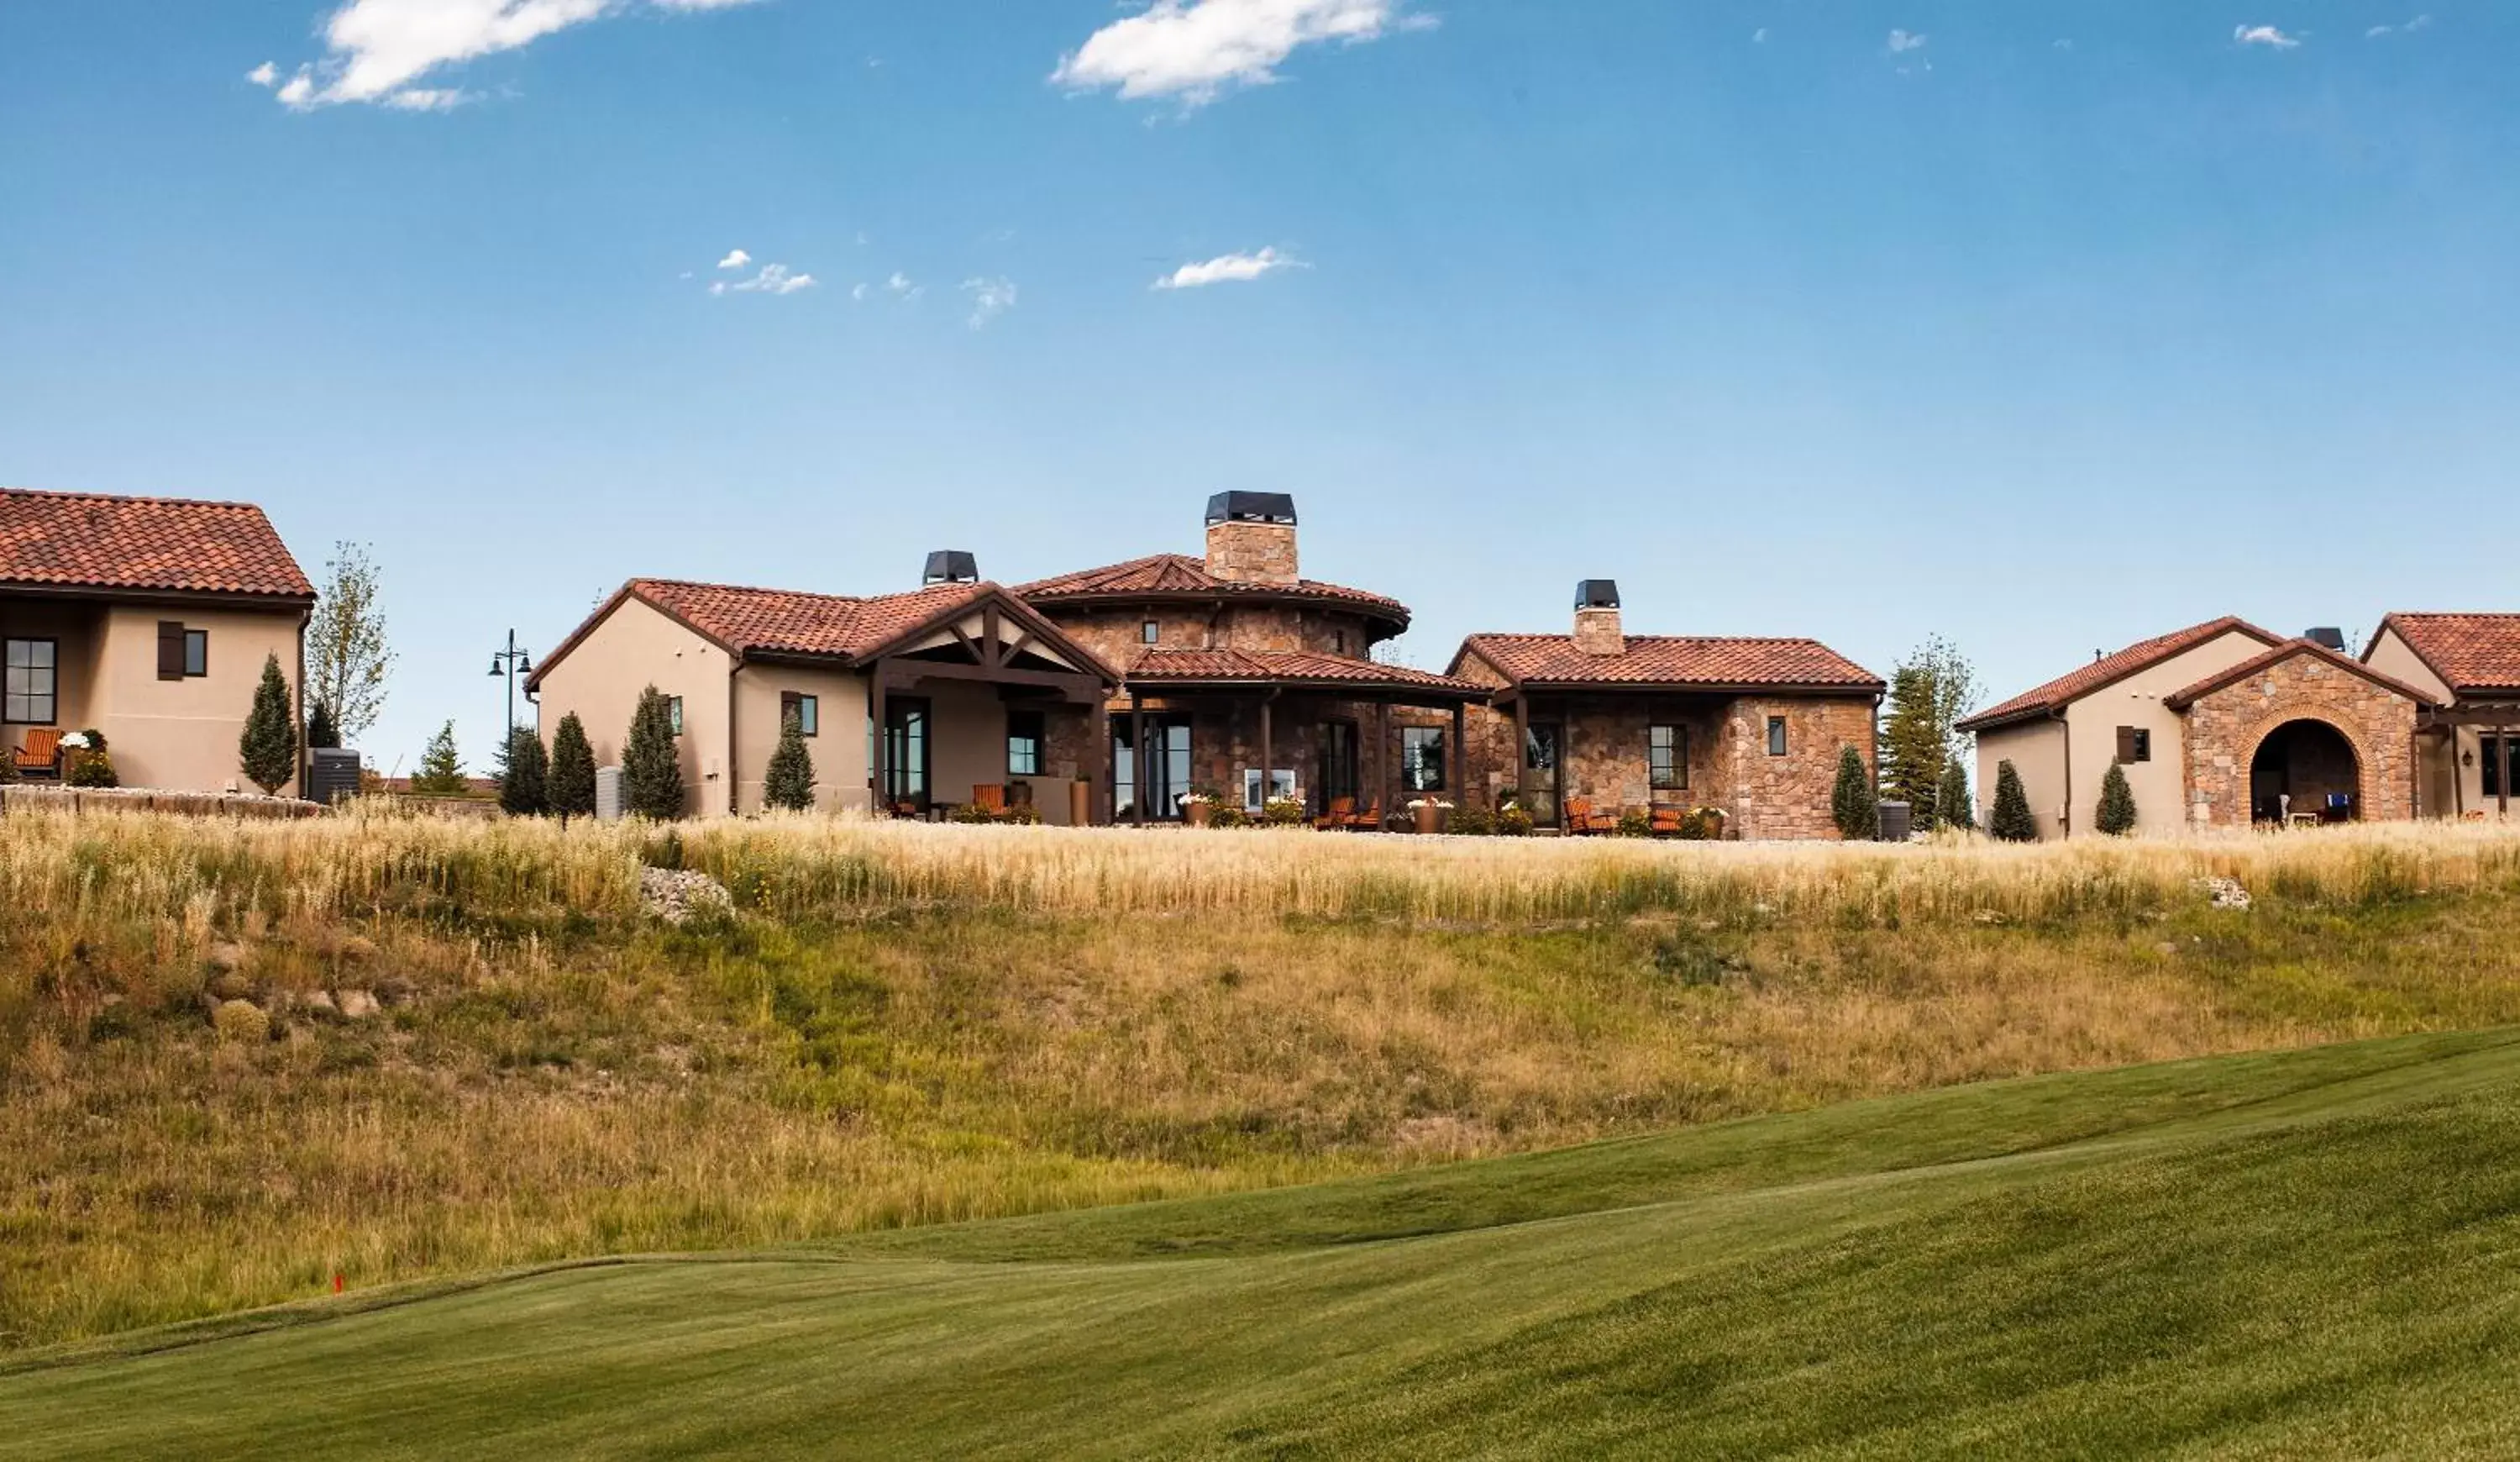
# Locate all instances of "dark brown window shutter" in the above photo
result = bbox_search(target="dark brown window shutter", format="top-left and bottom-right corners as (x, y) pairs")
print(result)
(2115, 726), (2137, 764)
(157, 621), (186, 680)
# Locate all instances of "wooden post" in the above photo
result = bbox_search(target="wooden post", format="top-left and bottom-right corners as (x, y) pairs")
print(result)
(2500, 728), (2512, 818)
(1089, 697), (1110, 826)
(1130, 695), (1147, 827)
(1451, 701), (1467, 810)
(870, 670), (889, 816)
(1258, 693), (1273, 813)
(1513, 692), (1532, 814)
(1374, 700), (1389, 828)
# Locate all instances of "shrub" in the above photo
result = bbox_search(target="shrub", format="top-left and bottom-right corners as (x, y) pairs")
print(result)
(497, 724), (549, 817)
(1935, 758), (1975, 833)
(1989, 760), (2039, 843)
(1614, 808), (1651, 839)
(239, 653), (299, 795)
(2096, 763), (2138, 836)
(64, 732), (118, 788)
(949, 802), (997, 824)
(410, 722), (467, 797)
(1678, 807), (1726, 841)
(1497, 802), (1534, 836)
(0, 744), (16, 785)
(1448, 805), (1494, 836)
(623, 686), (685, 821)
(1262, 796), (1307, 828)
(995, 803), (1042, 826)
(764, 709), (816, 812)
(548, 713), (597, 823)
(305, 699), (341, 751)
(1210, 803), (1252, 829)
(1831, 745), (1879, 840)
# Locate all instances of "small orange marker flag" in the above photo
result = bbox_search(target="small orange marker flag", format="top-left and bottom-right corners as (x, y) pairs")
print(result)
(333, 1272), (344, 1294)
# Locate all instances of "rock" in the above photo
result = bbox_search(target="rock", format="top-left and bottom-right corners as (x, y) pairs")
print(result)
(640, 867), (734, 924)
(1972, 910), (2010, 926)
(2200, 876), (2253, 911)
(207, 970), (255, 1002)
(338, 990), (381, 1020)
(207, 941), (249, 973)
(375, 976), (415, 1007)
(2155, 940), (2180, 955)
(212, 998), (269, 1045)
(303, 989), (339, 1015)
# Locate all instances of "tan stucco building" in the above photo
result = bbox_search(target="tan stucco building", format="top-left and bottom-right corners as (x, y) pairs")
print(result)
(1962, 617), (2439, 838)
(2, 488), (312, 795)
(2364, 614), (2520, 819)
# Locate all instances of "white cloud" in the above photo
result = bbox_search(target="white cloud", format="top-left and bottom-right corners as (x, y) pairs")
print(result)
(1153, 246), (1301, 290)
(1887, 29), (1927, 53)
(2053, 38), (2075, 50)
(1751, 27), (1767, 43)
(885, 271), (921, 301)
(851, 282), (870, 302)
(2366, 13), (2431, 37)
(716, 249), (751, 271)
(1052, 0), (1428, 108)
(710, 261), (815, 297)
(265, 0), (762, 113)
(246, 61), (280, 87)
(2234, 24), (2302, 49)
(962, 277), (1018, 329)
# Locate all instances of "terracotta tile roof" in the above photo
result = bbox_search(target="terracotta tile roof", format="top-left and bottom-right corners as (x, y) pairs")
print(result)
(1958, 617), (2281, 732)
(0, 487), (313, 599)
(1456, 634), (1883, 692)
(1126, 647), (1486, 697)
(2165, 638), (2438, 711)
(631, 577), (992, 660)
(2374, 613), (2520, 696)
(1013, 553), (1409, 624)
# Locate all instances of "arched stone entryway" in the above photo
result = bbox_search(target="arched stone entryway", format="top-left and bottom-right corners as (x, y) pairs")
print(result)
(2248, 718), (2360, 823)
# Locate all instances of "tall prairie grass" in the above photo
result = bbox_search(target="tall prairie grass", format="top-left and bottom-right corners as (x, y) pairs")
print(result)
(8, 807), (2520, 1350)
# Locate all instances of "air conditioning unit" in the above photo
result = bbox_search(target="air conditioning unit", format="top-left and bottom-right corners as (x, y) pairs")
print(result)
(596, 766), (625, 823)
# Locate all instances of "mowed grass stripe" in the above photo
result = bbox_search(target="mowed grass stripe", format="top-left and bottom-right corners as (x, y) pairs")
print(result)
(13, 1027), (2520, 1459)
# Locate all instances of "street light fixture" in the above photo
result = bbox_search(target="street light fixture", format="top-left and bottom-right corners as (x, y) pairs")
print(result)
(488, 629), (534, 739)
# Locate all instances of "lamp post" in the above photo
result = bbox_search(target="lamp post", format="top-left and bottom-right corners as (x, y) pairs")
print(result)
(488, 630), (533, 739)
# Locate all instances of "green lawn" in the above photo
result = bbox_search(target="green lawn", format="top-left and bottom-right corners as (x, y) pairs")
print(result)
(13, 1026), (2520, 1459)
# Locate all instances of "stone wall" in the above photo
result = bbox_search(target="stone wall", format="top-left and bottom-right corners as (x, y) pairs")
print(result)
(1040, 603), (1385, 664)
(1721, 697), (1878, 840)
(1202, 521), (1299, 585)
(2178, 653), (2419, 828)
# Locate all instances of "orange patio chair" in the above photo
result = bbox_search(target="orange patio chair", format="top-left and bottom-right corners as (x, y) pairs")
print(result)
(973, 784), (1006, 813)
(1313, 795), (1355, 831)
(1345, 800), (1382, 831)
(1562, 797), (1616, 835)
(1649, 806), (1687, 837)
(14, 728), (63, 780)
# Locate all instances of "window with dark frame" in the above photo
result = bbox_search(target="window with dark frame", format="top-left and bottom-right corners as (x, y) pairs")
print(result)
(2488, 734), (2515, 799)
(1649, 723), (1687, 790)
(1402, 725), (1446, 791)
(1008, 709), (1045, 776)
(1767, 716), (1788, 756)
(183, 628), (207, 677)
(4, 638), (57, 724)
(2114, 726), (2150, 764)
(1141, 619), (1159, 644)
(669, 697), (685, 736)
(780, 692), (818, 736)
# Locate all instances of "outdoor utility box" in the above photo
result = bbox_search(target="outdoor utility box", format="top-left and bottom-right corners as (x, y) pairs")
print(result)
(596, 766), (625, 823)
(1878, 800), (1913, 842)
(307, 748), (362, 806)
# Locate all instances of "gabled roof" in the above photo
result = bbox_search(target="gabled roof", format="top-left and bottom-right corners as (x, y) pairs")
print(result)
(1012, 553), (1410, 628)
(528, 577), (1121, 687)
(2369, 613), (2520, 697)
(1451, 634), (1882, 693)
(1125, 647), (1487, 699)
(1958, 617), (2283, 733)
(0, 487), (313, 601)
(2165, 637), (2437, 711)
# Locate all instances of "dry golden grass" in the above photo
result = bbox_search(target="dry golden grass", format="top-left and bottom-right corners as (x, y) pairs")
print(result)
(7, 807), (2520, 1350)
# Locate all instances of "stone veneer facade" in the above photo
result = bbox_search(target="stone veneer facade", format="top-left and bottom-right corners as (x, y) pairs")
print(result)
(2178, 652), (2419, 828)
(1201, 520), (1299, 586)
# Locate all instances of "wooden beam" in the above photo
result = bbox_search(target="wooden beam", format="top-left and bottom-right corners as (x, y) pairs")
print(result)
(874, 659), (1104, 697)
(982, 604), (1002, 666)
(1089, 699), (1110, 825)
(1003, 632), (1037, 668)
(1131, 695), (1147, 827)
(1451, 701), (1466, 812)
(948, 622), (985, 664)
(1259, 693), (1273, 814)
(1514, 692), (1532, 816)
(870, 676), (888, 816)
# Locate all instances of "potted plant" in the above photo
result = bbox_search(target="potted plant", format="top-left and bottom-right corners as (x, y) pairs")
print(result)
(1407, 797), (1453, 834)
(60, 730), (118, 789)
(1262, 789), (1307, 828)
(1496, 797), (1533, 837)
(1180, 788), (1217, 828)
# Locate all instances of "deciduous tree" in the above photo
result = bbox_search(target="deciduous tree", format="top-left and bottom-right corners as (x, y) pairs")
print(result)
(305, 542), (394, 742)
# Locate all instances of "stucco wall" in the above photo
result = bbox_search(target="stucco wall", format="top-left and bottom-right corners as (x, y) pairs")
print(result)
(733, 663), (868, 813)
(2, 600), (104, 748)
(533, 596), (730, 818)
(2365, 628), (2509, 818)
(1975, 719), (2067, 840)
(2057, 629), (2271, 837)
(95, 604), (305, 796)
(2179, 652), (2420, 827)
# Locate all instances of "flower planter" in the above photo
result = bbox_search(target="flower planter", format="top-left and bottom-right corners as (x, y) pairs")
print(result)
(1186, 802), (1213, 828)
(1414, 802), (1442, 835)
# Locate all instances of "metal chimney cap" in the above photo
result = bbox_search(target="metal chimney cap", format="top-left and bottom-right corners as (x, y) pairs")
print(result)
(923, 550), (979, 585)
(1204, 491), (1298, 526)
(2304, 626), (2347, 651)
(1575, 579), (1622, 610)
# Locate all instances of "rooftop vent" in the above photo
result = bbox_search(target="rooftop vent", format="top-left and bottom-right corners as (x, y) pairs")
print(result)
(1204, 491), (1298, 526)
(2304, 627), (2346, 651)
(923, 550), (979, 585)
(1575, 579), (1621, 610)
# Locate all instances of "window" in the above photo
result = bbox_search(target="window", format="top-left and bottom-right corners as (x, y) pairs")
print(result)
(1650, 724), (1688, 790)
(1402, 725), (1447, 791)
(155, 620), (206, 680)
(1334, 630), (1347, 655)
(1242, 767), (1297, 812)
(1767, 716), (1788, 756)
(668, 696), (685, 736)
(884, 699), (931, 804)
(2488, 734), (2518, 798)
(1008, 710), (1044, 776)
(2115, 726), (2150, 764)
(4, 639), (57, 724)
(1141, 619), (1160, 645)
(780, 692), (818, 736)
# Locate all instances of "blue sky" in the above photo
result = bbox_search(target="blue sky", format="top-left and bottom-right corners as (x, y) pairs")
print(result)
(4, 2), (2517, 772)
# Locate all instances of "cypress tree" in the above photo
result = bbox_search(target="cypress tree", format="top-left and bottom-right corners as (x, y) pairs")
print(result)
(1830, 744), (1880, 839)
(411, 722), (466, 796)
(1877, 663), (1946, 830)
(2095, 762), (2138, 836)
(763, 707), (817, 812)
(623, 685), (685, 821)
(238, 653), (299, 794)
(1989, 759), (2039, 842)
(306, 699), (341, 750)
(1935, 757), (1974, 832)
(548, 712), (598, 823)
(497, 723), (550, 817)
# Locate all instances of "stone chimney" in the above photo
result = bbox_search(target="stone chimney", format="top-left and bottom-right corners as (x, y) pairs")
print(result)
(1203, 492), (1299, 586)
(1573, 580), (1624, 656)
